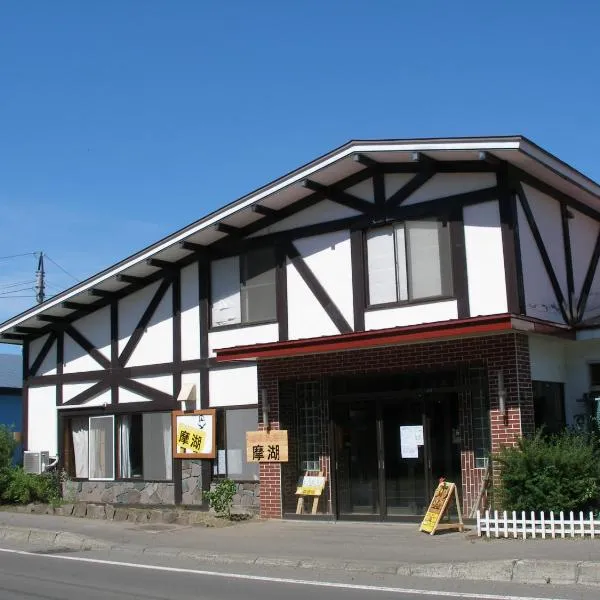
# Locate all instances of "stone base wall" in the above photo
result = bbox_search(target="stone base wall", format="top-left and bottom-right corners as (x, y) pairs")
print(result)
(233, 482), (260, 512)
(65, 460), (206, 506)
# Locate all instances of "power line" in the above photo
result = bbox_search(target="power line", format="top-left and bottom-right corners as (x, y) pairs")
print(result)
(0, 252), (36, 261)
(44, 254), (80, 283)
(0, 287), (35, 296)
(0, 295), (36, 299)
(0, 280), (36, 290)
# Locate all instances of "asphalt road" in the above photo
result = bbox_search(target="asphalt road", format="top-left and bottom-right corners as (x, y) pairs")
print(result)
(0, 546), (596, 600)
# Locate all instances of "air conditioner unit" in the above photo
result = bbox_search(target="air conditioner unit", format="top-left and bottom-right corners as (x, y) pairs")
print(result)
(23, 451), (50, 475)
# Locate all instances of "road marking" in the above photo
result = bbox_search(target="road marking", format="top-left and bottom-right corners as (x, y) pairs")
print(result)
(0, 547), (567, 600)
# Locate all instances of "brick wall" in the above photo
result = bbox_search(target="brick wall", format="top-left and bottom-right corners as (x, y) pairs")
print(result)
(257, 332), (533, 519)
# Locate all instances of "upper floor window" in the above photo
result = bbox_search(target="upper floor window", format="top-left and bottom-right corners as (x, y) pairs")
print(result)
(211, 248), (277, 327)
(366, 220), (452, 306)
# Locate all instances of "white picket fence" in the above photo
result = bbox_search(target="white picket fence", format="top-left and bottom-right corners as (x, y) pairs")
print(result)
(477, 509), (600, 539)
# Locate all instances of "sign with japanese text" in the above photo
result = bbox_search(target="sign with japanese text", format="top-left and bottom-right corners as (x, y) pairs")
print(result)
(246, 430), (288, 463)
(172, 409), (216, 459)
(420, 480), (463, 535)
(296, 474), (326, 496)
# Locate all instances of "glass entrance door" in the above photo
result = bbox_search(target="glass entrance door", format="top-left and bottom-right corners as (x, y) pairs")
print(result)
(333, 401), (380, 517)
(333, 393), (462, 520)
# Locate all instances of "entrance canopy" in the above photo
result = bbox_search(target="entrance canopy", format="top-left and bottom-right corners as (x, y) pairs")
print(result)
(215, 313), (571, 362)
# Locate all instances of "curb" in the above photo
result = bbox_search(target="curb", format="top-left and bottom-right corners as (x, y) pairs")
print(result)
(2, 526), (600, 586)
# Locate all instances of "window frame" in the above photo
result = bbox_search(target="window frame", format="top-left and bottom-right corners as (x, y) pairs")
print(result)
(65, 411), (174, 483)
(212, 405), (260, 482)
(210, 248), (277, 330)
(364, 220), (454, 311)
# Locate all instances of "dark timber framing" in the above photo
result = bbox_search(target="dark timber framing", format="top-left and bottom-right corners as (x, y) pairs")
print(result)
(561, 203), (576, 319)
(350, 230), (366, 331)
(285, 241), (353, 335)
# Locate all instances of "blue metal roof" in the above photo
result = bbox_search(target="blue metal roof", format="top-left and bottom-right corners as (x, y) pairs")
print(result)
(0, 354), (22, 389)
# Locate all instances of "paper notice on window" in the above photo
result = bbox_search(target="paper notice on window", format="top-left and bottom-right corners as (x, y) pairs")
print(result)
(400, 425), (424, 459)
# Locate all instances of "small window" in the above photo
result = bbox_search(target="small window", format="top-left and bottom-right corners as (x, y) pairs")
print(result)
(119, 412), (172, 481)
(214, 408), (259, 481)
(366, 221), (452, 306)
(211, 249), (276, 327)
(590, 364), (600, 388)
(89, 416), (115, 480)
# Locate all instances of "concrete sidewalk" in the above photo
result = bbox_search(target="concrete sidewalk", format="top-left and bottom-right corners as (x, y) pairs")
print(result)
(2, 510), (600, 586)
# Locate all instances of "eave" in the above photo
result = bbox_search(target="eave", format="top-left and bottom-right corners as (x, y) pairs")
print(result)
(215, 314), (573, 362)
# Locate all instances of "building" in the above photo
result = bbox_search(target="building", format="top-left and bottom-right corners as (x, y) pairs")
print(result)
(0, 353), (23, 463)
(0, 136), (599, 520)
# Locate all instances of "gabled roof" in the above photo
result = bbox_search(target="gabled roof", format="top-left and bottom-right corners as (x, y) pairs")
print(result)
(0, 354), (22, 388)
(1, 135), (599, 343)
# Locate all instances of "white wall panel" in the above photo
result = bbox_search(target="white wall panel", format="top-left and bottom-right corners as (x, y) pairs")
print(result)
(63, 382), (97, 403)
(518, 201), (565, 324)
(292, 231), (354, 333)
(249, 200), (360, 237)
(64, 333), (106, 374)
(523, 184), (568, 298)
(384, 173), (417, 199)
(181, 262), (201, 360)
(29, 334), (50, 369)
(529, 335), (566, 383)
(28, 386), (57, 455)
(569, 208), (600, 310)
(403, 173), (496, 206)
(126, 286), (173, 367)
(118, 387), (153, 404)
(208, 322), (278, 357)
(37, 340), (57, 376)
(463, 201), (508, 316)
(209, 364), (258, 407)
(364, 299), (458, 330)
(118, 281), (160, 354)
(68, 306), (111, 362)
(345, 178), (374, 202)
(131, 374), (173, 394)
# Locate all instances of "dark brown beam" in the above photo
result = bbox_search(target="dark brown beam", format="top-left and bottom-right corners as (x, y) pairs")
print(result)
(353, 153), (379, 168)
(179, 241), (208, 254)
(62, 301), (95, 312)
(386, 170), (435, 208)
(89, 288), (113, 298)
(216, 223), (241, 236)
(478, 151), (502, 166)
(252, 204), (278, 218)
(15, 327), (43, 335)
(117, 274), (145, 285)
(0, 333), (25, 341)
(576, 231), (600, 322)
(300, 179), (373, 214)
(37, 315), (66, 324)
(411, 152), (437, 167)
(29, 332), (57, 376)
(120, 378), (173, 404)
(63, 379), (110, 406)
(146, 258), (174, 270)
(65, 324), (111, 370)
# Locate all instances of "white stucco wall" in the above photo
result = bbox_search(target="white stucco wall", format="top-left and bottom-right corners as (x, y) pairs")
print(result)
(63, 306), (111, 373)
(287, 230), (354, 340)
(209, 364), (258, 407)
(402, 173), (496, 206)
(463, 201), (508, 316)
(181, 262), (201, 361)
(29, 334), (57, 376)
(28, 386), (57, 456)
(364, 299), (458, 331)
(209, 322), (279, 357)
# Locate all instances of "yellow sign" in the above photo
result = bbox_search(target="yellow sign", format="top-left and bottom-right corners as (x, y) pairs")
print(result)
(172, 409), (216, 459)
(296, 475), (326, 496)
(246, 430), (288, 463)
(420, 480), (464, 535)
(176, 424), (206, 454)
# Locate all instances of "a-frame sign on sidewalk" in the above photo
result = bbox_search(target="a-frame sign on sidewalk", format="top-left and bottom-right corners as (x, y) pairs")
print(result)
(420, 479), (464, 535)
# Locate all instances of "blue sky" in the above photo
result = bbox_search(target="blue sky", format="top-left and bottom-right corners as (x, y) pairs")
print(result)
(1, 1), (599, 353)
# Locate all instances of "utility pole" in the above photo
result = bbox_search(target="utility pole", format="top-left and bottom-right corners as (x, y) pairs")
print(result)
(35, 252), (45, 304)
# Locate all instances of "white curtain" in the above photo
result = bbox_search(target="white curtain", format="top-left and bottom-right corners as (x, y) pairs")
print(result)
(366, 228), (398, 305)
(71, 417), (89, 478)
(119, 415), (132, 479)
(142, 412), (172, 480)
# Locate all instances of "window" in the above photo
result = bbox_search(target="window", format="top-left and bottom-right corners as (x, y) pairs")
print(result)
(68, 412), (172, 481)
(89, 416), (114, 480)
(211, 248), (276, 327)
(214, 408), (259, 481)
(366, 221), (452, 306)
(533, 381), (565, 435)
(119, 412), (172, 480)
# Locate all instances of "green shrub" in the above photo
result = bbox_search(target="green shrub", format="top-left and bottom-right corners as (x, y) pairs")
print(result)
(494, 430), (600, 513)
(0, 425), (16, 471)
(1, 468), (63, 506)
(204, 479), (237, 517)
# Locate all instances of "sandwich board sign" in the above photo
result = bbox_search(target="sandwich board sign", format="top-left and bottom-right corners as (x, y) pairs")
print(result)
(420, 479), (464, 535)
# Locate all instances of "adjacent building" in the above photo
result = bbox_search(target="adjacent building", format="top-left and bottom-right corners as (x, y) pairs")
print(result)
(0, 353), (23, 463)
(1, 136), (599, 520)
